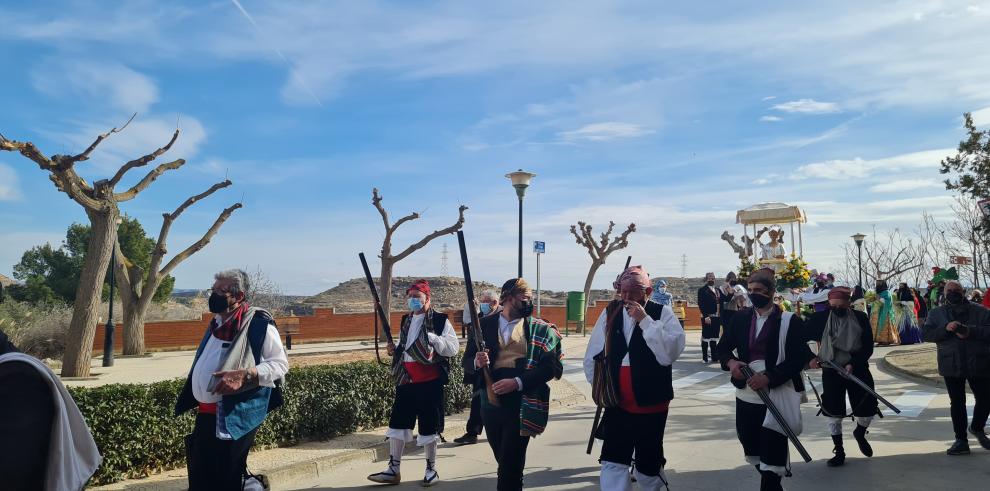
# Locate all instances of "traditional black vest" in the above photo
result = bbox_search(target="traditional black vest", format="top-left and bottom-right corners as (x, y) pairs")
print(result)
(606, 299), (674, 405)
(396, 310), (452, 384)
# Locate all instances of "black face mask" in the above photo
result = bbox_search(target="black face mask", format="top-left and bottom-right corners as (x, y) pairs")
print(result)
(730, 280), (739, 287)
(831, 307), (848, 317)
(750, 293), (772, 309)
(946, 291), (965, 305)
(515, 299), (534, 319)
(707, 280), (715, 286)
(208, 292), (230, 314)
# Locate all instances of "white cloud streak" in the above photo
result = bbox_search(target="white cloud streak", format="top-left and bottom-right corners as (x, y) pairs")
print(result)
(558, 122), (654, 142)
(772, 98), (840, 114)
(869, 179), (943, 193)
(795, 148), (954, 180)
(31, 59), (158, 113)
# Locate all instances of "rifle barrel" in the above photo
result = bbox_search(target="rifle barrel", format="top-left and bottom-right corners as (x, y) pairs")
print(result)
(822, 360), (900, 414)
(359, 252), (393, 345)
(456, 231), (500, 407)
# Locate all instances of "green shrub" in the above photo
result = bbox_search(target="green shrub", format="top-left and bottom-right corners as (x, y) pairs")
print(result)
(70, 354), (473, 486)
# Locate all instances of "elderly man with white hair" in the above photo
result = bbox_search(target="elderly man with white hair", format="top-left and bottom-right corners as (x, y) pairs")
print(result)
(923, 280), (990, 455)
(454, 289), (500, 446)
(175, 269), (289, 490)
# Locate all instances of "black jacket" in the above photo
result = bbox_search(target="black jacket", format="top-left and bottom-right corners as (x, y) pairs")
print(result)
(463, 312), (562, 392)
(697, 285), (727, 318)
(804, 309), (874, 370)
(922, 304), (990, 378)
(716, 307), (812, 391)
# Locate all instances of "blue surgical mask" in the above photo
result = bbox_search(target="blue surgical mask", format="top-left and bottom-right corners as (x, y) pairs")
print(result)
(408, 298), (424, 312)
(480, 303), (492, 315)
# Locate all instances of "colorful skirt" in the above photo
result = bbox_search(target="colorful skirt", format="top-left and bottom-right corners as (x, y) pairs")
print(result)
(870, 303), (901, 345)
(896, 301), (923, 345)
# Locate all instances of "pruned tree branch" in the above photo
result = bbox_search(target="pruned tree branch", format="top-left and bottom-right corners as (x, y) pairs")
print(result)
(1, 138), (55, 170)
(372, 188), (391, 230)
(393, 205), (468, 262)
(114, 158), (185, 202)
(160, 202), (243, 277)
(70, 113), (136, 164)
(108, 127), (180, 187)
(148, 179), (233, 278)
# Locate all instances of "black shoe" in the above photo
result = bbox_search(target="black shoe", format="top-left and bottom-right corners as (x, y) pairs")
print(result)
(969, 427), (990, 450)
(947, 439), (971, 455)
(827, 435), (845, 467)
(853, 424), (873, 457)
(453, 432), (478, 445)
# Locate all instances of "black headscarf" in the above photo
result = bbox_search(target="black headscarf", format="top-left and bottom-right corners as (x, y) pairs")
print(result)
(851, 285), (865, 302)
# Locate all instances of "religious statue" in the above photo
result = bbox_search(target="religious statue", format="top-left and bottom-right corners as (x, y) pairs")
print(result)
(755, 226), (787, 271)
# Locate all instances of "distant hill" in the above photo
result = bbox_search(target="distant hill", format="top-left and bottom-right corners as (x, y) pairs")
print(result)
(302, 275), (708, 313)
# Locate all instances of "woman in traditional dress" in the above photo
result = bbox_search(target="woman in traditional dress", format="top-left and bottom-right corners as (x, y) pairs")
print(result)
(895, 283), (922, 345)
(870, 280), (900, 346)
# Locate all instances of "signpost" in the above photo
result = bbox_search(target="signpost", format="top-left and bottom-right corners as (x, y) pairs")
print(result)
(950, 256), (973, 266)
(534, 241), (545, 316)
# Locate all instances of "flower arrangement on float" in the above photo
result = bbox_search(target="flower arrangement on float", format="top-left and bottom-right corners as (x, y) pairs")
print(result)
(777, 254), (812, 290)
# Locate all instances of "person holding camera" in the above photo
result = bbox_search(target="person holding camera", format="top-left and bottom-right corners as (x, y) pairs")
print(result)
(922, 280), (990, 455)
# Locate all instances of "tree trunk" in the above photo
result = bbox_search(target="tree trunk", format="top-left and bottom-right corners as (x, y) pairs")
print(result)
(122, 296), (151, 355)
(582, 260), (603, 323)
(378, 259), (394, 341)
(61, 208), (118, 377)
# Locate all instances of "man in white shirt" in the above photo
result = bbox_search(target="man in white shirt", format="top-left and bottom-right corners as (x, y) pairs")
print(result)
(175, 269), (289, 491)
(369, 280), (459, 487)
(584, 266), (685, 490)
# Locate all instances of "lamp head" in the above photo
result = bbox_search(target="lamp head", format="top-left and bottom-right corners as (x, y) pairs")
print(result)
(851, 233), (866, 247)
(506, 169), (536, 199)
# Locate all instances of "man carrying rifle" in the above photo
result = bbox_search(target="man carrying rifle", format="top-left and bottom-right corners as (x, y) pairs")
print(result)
(922, 280), (990, 455)
(454, 289), (500, 446)
(717, 268), (812, 491)
(583, 266), (685, 490)
(805, 286), (878, 467)
(368, 280), (459, 487)
(466, 278), (563, 491)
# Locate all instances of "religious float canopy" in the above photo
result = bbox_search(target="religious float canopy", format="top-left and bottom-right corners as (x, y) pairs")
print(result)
(725, 202), (811, 289)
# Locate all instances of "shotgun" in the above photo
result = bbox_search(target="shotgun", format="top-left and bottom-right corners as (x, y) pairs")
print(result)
(741, 365), (813, 463)
(359, 252), (395, 366)
(821, 359), (900, 414)
(456, 231), (500, 407)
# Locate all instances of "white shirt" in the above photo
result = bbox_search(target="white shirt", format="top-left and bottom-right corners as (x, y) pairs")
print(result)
(192, 321), (289, 404)
(799, 288), (831, 304)
(402, 312), (459, 361)
(583, 303), (686, 384)
(462, 303), (472, 324)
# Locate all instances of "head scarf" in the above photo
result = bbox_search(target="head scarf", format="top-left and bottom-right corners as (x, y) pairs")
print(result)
(747, 267), (776, 293)
(613, 265), (651, 290)
(407, 279), (431, 298)
(654, 279), (668, 289)
(828, 286), (852, 301)
(851, 285), (865, 302)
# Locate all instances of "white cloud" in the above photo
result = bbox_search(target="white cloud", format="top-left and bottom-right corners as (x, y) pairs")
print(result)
(762, 96), (777, 101)
(31, 59), (158, 113)
(752, 178), (771, 185)
(772, 98), (840, 114)
(558, 122), (654, 142)
(869, 179), (943, 193)
(795, 148), (954, 180)
(972, 106), (990, 126)
(760, 115), (782, 122)
(0, 164), (23, 201)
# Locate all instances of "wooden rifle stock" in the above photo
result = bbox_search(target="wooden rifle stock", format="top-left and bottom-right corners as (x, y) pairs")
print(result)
(455, 231), (500, 407)
(587, 255), (634, 454)
(359, 252), (394, 366)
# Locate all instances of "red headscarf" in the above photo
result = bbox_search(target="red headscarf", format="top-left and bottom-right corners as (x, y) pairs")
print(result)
(407, 279), (431, 298)
(613, 265), (651, 290)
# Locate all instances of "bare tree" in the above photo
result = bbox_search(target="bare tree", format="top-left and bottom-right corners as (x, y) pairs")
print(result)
(862, 225), (922, 286)
(570, 221), (636, 314)
(947, 195), (989, 287)
(371, 188), (467, 316)
(115, 180), (242, 355)
(1, 116), (200, 376)
(248, 266), (290, 315)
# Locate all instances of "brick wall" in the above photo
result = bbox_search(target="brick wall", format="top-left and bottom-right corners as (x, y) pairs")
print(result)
(93, 304), (703, 354)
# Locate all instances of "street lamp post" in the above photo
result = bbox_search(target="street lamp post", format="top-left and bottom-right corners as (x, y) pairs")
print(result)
(103, 217), (123, 367)
(852, 233), (866, 288)
(506, 169), (536, 278)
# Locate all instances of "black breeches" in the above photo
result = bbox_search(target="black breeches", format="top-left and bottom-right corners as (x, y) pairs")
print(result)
(598, 408), (668, 476)
(482, 392), (530, 491)
(736, 399), (788, 468)
(187, 413), (258, 491)
(821, 367), (878, 418)
(388, 379), (444, 436)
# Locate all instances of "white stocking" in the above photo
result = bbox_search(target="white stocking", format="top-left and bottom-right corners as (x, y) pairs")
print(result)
(855, 416), (874, 428)
(633, 468), (670, 490)
(425, 440), (438, 467)
(389, 437), (405, 471)
(600, 461), (633, 491)
(827, 417), (843, 436)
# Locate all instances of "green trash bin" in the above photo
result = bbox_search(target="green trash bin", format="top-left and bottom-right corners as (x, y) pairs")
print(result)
(566, 291), (586, 336)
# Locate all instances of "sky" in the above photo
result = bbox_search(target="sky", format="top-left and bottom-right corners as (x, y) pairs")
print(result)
(2, 0), (990, 295)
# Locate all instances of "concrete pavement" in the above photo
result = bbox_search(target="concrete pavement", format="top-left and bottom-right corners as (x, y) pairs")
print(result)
(293, 331), (990, 490)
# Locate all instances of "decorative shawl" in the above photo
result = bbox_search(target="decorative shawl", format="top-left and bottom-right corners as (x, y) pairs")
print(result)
(819, 309), (861, 366)
(392, 310), (438, 386)
(519, 317), (564, 437)
(875, 290), (894, 335)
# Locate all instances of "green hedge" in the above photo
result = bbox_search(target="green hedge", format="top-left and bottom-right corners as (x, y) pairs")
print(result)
(70, 354), (473, 486)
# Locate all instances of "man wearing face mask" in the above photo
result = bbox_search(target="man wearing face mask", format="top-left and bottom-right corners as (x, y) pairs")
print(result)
(805, 286), (878, 467)
(175, 269), (289, 491)
(922, 280), (990, 455)
(454, 290), (500, 446)
(585, 266), (685, 490)
(717, 268), (811, 491)
(369, 280), (459, 486)
(698, 272), (729, 364)
(466, 278), (563, 491)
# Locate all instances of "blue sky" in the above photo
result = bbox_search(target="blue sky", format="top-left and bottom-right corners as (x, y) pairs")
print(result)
(2, 0), (990, 294)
